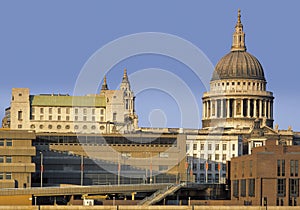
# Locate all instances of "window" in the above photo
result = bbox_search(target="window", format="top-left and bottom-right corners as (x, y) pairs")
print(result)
(232, 144), (235, 151)
(208, 154), (212, 161)
(32, 108), (35, 114)
(39, 125), (43, 129)
(100, 126), (105, 130)
(5, 173), (12, 180)
(18, 111), (22, 120)
(83, 109), (87, 115)
(49, 108), (52, 114)
(248, 179), (255, 197)
(48, 125), (52, 129)
(83, 116), (87, 121)
(215, 174), (219, 183)
(75, 116), (78, 121)
(208, 144), (212, 150)
(240, 179), (246, 197)
(215, 154), (219, 161)
(92, 109), (95, 115)
(200, 173), (205, 183)
(200, 144), (204, 150)
(0, 157), (3, 163)
(193, 144), (197, 150)
(65, 125), (70, 129)
(6, 156), (12, 163)
(290, 160), (299, 177)
(214, 163), (219, 171)
(289, 179), (299, 197)
(31, 115), (35, 120)
(100, 117), (104, 122)
(193, 163), (197, 171)
(40, 108), (44, 114)
(83, 125), (87, 130)
(242, 161), (245, 177)
(66, 116), (70, 121)
(100, 109), (104, 115)
(113, 113), (117, 121)
(233, 180), (239, 198)
(200, 163), (204, 170)
(222, 164), (226, 171)
(186, 144), (190, 151)
(207, 173), (212, 183)
(57, 125), (61, 129)
(75, 108), (78, 114)
(18, 124), (22, 129)
(222, 154), (226, 161)
(66, 108), (70, 114)
(0, 173), (3, 180)
(49, 116), (52, 120)
(277, 179), (286, 197)
(40, 115), (44, 120)
(6, 140), (12, 147)
(208, 163), (212, 171)
(0, 140), (3, 146)
(278, 160), (285, 176)
(58, 108), (61, 114)
(92, 116), (95, 121)
(222, 144), (227, 150)
(215, 144), (219, 150)
(91, 125), (96, 130)
(58, 116), (61, 121)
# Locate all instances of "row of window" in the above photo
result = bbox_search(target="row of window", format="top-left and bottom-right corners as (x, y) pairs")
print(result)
(212, 81), (265, 91)
(32, 107), (105, 115)
(192, 162), (226, 171)
(233, 179), (256, 198)
(192, 143), (234, 151)
(0, 156), (12, 163)
(0, 139), (12, 147)
(0, 172), (12, 180)
(277, 159), (299, 177)
(31, 124), (106, 130)
(192, 153), (231, 161)
(196, 173), (226, 184)
(31, 115), (105, 122)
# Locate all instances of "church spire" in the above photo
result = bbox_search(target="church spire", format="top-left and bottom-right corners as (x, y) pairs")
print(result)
(122, 68), (129, 83)
(101, 75), (108, 90)
(231, 9), (247, 52)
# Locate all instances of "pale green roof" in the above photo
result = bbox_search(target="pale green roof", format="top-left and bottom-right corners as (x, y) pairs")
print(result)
(30, 95), (106, 107)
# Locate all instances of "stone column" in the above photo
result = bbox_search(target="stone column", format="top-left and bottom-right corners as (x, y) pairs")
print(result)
(268, 100), (271, 118)
(233, 99), (236, 117)
(253, 100), (257, 118)
(203, 101), (206, 119)
(226, 99), (230, 118)
(264, 100), (267, 117)
(259, 100), (262, 118)
(247, 99), (250, 117)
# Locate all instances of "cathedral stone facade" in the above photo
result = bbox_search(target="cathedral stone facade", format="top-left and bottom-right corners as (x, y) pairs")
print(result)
(3, 69), (138, 134)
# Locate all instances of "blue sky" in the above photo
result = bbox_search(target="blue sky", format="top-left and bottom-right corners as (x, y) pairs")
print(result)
(1, 1), (300, 130)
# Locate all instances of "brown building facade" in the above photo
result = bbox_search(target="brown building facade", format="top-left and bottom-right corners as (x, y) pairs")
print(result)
(231, 144), (300, 206)
(0, 129), (36, 188)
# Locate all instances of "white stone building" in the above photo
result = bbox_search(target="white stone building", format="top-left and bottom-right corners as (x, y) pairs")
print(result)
(3, 69), (138, 134)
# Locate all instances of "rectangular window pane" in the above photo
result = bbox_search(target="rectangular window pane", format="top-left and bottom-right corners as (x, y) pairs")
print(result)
(6, 156), (12, 163)
(277, 178), (286, 197)
(193, 144), (197, 150)
(277, 160), (281, 176)
(0, 140), (4, 146)
(248, 179), (255, 197)
(6, 140), (12, 147)
(295, 160), (299, 177)
(240, 179), (246, 197)
(233, 180), (239, 198)
(282, 160), (285, 176)
(0, 173), (3, 180)
(5, 173), (12, 180)
(0, 157), (3, 163)
(291, 160), (295, 176)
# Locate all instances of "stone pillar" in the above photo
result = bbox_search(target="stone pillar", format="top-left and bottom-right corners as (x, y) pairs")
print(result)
(271, 101), (273, 119)
(259, 100), (262, 118)
(226, 99), (230, 118)
(268, 100), (271, 118)
(247, 99), (250, 117)
(203, 102), (206, 119)
(264, 100), (267, 117)
(233, 99), (236, 117)
(253, 100), (257, 118)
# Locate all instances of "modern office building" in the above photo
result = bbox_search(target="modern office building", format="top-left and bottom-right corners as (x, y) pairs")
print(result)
(231, 143), (300, 206)
(0, 129), (36, 188)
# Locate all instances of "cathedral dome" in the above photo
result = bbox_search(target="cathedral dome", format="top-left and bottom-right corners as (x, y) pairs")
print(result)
(212, 51), (265, 81)
(211, 9), (265, 82)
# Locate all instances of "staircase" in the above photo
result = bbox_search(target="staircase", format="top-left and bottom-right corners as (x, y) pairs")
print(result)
(139, 183), (185, 206)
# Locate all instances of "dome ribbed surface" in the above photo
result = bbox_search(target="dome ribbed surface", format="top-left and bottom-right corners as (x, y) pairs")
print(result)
(212, 51), (265, 81)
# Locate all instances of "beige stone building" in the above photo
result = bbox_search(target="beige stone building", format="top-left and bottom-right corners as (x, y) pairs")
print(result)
(0, 129), (35, 188)
(3, 69), (138, 134)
